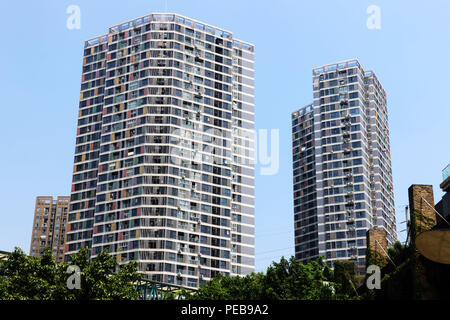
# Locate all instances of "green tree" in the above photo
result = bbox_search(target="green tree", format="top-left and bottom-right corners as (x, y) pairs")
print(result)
(0, 247), (140, 300)
(0, 247), (68, 299)
(184, 256), (357, 300)
(182, 272), (266, 300)
(332, 260), (358, 296)
(386, 241), (410, 267)
(263, 256), (334, 300)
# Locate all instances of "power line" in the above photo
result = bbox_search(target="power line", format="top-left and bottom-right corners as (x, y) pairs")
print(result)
(256, 246), (295, 256)
(256, 230), (294, 238)
(421, 196), (450, 226)
(256, 254), (287, 262)
(375, 239), (396, 267)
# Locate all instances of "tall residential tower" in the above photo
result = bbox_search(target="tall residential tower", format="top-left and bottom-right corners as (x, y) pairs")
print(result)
(292, 59), (396, 273)
(65, 13), (255, 289)
(30, 196), (70, 262)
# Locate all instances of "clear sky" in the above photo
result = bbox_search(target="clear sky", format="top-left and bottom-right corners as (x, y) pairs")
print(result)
(1, 0), (449, 272)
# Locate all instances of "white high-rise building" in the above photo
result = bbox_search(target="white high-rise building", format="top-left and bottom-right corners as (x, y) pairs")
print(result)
(65, 13), (255, 288)
(292, 59), (396, 273)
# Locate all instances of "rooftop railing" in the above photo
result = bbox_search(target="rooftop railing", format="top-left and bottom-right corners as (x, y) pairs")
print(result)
(84, 13), (253, 52)
(313, 59), (361, 75)
(292, 104), (313, 118)
(443, 164), (450, 182)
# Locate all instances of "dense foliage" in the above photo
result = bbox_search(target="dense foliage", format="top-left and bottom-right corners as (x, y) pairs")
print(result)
(362, 240), (450, 299)
(182, 256), (359, 300)
(0, 247), (140, 300)
(333, 260), (359, 296)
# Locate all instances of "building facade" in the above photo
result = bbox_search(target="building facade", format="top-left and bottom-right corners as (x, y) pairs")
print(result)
(29, 196), (70, 261)
(65, 13), (255, 288)
(292, 59), (396, 273)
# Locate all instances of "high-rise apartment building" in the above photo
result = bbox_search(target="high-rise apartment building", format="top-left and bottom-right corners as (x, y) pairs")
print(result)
(292, 59), (396, 273)
(30, 196), (70, 261)
(65, 13), (255, 288)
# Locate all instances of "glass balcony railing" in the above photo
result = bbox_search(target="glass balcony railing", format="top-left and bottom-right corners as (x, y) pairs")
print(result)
(443, 164), (450, 182)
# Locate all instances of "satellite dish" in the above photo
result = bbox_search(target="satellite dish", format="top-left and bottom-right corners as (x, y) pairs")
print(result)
(416, 229), (450, 264)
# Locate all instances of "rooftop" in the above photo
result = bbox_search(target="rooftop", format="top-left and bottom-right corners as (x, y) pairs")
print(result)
(292, 103), (313, 118)
(312, 58), (361, 75)
(312, 58), (385, 97)
(84, 12), (254, 52)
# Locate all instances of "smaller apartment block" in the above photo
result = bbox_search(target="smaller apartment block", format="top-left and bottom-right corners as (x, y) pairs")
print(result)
(29, 196), (70, 262)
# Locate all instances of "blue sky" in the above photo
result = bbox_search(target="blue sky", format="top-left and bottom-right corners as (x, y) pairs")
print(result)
(0, 0), (449, 272)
